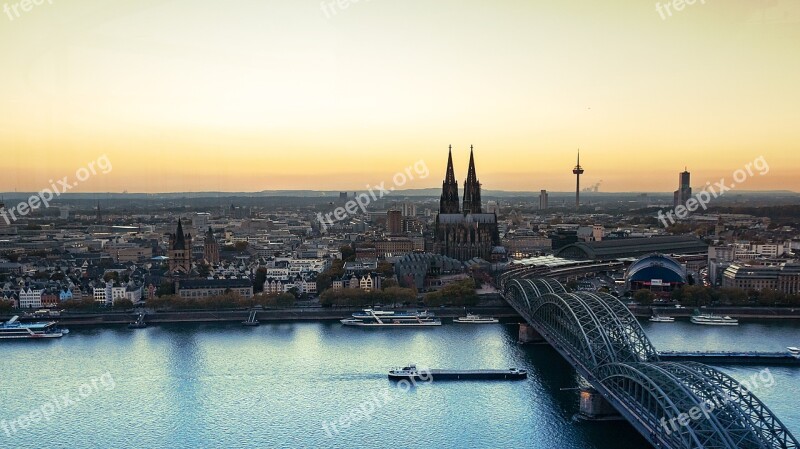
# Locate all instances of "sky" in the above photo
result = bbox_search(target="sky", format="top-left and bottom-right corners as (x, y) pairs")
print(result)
(0, 0), (799, 193)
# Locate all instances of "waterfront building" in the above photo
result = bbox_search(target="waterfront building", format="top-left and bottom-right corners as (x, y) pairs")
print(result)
(625, 253), (688, 294)
(176, 279), (253, 298)
(722, 262), (800, 294)
(18, 286), (43, 308)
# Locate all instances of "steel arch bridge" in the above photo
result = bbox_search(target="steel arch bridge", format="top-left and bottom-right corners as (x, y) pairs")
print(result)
(503, 276), (798, 449)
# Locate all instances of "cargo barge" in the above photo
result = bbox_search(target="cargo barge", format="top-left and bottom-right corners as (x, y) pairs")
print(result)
(388, 365), (527, 380)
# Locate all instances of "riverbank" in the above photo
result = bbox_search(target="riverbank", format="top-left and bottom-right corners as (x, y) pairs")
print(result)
(1, 306), (522, 326)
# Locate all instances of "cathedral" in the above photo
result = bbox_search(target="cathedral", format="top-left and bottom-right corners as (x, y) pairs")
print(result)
(434, 146), (499, 261)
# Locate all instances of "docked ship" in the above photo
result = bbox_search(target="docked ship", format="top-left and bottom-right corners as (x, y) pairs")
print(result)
(388, 364), (527, 380)
(788, 347), (800, 356)
(454, 313), (499, 324)
(690, 314), (738, 326)
(351, 309), (435, 319)
(649, 315), (675, 323)
(341, 309), (441, 327)
(0, 316), (67, 339)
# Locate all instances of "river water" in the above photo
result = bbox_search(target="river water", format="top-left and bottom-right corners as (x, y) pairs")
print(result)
(1, 319), (797, 448)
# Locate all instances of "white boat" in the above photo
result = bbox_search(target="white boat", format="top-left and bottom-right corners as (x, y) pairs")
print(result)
(0, 316), (66, 339)
(340, 317), (441, 327)
(341, 309), (441, 327)
(454, 313), (499, 324)
(649, 315), (675, 323)
(351, 309), (435, 319)
(788, 347), (800, 355)
(690, 314), (738, 326)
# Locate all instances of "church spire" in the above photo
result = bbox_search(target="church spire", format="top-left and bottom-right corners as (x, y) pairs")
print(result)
(445, 145), (456, 185)
(439, 145), (460, 214)
(462, 145), (482, 214)
(174, 219), (186, 250)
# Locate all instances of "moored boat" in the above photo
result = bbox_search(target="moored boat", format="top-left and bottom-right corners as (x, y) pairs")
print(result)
(454, 313), (499, 324)
(0, 316), (66, 339)
(690, 314), (738, 326)
(649, 315), (675, 323)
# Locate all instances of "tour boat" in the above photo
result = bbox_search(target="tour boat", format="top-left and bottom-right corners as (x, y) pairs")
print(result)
(454, 313), (499, 324)
(788, 347), (800, 356)
(388, 364), (527, 380)
(351, 309), (435, 319)
(649, 315), (675, 323)
(0, 316), (67, 339)
(341, 309), (441, 327)
(690, 314), (738, 326)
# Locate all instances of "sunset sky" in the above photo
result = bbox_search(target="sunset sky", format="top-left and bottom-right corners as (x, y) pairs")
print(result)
(1, 0), (799, 193)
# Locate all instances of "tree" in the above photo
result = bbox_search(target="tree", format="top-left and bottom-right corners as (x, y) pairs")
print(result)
(340, 245), (356, 262)
(566, 280), (579, 292)
(253, 267), (267, 293)
(113, 299), (134, 310)
(0, 300), (14, 312)
(234, 241), (249, 251)
(377, 261), (394, 277)
(633, 289), (655, 305)
(157, 281), (175, 297)
(103, 272), (119, 282)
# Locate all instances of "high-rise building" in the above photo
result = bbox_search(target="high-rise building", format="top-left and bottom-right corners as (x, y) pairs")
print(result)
(434, 146), (499, 261)
(387, 210), (402, 235)
(538, 190), (548, 210)
(400, 202), (417, 217)
(674, 168), (692, 208)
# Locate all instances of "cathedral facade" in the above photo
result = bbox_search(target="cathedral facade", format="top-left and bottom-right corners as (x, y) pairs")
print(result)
(434, 146), (499, 261)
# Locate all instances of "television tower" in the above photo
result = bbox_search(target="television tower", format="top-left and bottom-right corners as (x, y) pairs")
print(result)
(572, 149), (584, 209)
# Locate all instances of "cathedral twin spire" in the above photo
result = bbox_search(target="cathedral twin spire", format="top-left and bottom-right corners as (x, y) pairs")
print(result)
(439, 145), (482, 215)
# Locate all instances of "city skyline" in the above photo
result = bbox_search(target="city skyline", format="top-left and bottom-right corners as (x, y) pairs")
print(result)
(1, 0), (799, 193)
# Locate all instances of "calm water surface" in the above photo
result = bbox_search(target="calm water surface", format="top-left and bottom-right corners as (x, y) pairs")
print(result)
(1, 318), (797, 448)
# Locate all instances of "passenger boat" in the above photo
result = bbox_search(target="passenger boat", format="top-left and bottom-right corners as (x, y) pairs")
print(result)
(340, 317), (442, 327)
(341, 309), (441, 327)
(454, 313), (499, 324)
(351, 309), (435, 319)
(649, 315), (675, 323)
(787, 347), (800, 356)
(0, 316), (67, 339)
(690, 314), (738, 326)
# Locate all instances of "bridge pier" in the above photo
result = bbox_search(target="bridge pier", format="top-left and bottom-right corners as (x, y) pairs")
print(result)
(518, 323), (545, 344)
(577, 388), (620, 421)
